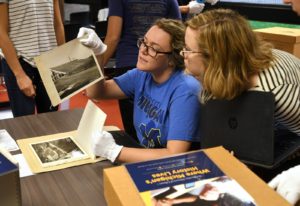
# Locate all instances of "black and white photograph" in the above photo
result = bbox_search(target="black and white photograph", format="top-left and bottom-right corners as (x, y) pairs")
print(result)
(34, 38), (104, 106)
(30, 136), (88, 167)
(50, 55), (101, 99)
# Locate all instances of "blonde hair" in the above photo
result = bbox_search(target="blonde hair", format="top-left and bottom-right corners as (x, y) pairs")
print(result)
(186, 9), (274, 101)
(154, 18), (185, 69)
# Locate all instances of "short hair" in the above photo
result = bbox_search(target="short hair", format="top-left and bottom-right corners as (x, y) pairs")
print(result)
(154, 18), (185, 70)
(186, 9), (274, 101)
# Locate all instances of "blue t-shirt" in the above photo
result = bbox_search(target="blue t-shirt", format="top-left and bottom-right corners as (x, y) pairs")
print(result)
(114, 69), (201, 148)
(108, 0), (182, 68)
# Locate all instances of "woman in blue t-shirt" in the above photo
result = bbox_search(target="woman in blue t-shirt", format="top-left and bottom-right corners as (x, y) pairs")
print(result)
(99, 0), (183, 141)
(77, 18), (201, 163)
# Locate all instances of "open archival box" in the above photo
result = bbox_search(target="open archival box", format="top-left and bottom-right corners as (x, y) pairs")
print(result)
(34, 38), (104, 107)
(17, 100), (106, 173)
(104, 147), (291, 206)
(124, 150), (257, 206)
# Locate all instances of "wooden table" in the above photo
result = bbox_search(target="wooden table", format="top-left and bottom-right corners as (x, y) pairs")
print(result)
(0, 109), (113, 206)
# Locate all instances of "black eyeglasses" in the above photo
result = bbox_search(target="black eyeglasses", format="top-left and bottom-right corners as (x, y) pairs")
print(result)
(137, 38), (172, 58)
(180, 47), (202, 58)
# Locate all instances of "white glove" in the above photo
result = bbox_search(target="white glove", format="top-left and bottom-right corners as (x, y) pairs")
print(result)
(268, 165), (300, 205)
(77, 27), (107, 55)
(92, 131), (123, 162)
(205, 0), (219, 5)
(188, 1), (205, 14)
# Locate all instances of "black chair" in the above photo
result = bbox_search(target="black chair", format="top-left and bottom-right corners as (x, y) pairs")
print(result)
(70, 11), (90, 26)
(118, 98), (137, 142)
(95, 21), (108, 41)
(64, 23), (83, 42)
(64, 0), (108, 23)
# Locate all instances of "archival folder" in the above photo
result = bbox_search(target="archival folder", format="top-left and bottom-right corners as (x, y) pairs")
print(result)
(17, 100), (106, 173)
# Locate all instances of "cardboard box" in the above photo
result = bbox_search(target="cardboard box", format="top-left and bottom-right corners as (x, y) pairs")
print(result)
(254, 27), (300, 58)
(103, 146), (290, 206)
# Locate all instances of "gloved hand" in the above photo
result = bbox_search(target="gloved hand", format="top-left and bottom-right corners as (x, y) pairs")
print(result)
(268, 165), (300, 205)
(92, 131), (123, 162)
(188, 1), (205, 14)
(77, 27), (107, 55)
(205, 0), (219, 5)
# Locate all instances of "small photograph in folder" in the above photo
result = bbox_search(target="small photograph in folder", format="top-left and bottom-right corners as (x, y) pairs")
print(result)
(30, 136), (88, 168)
(17, 100), (106, 173)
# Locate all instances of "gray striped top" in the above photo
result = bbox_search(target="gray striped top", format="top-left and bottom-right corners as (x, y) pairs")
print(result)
(0, 0), (57, 67)
(256, 49), (300, 136)
(200, 49), (300, 136)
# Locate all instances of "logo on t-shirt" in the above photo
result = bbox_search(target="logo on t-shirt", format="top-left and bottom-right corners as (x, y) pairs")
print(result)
(139, 121), (162, 148)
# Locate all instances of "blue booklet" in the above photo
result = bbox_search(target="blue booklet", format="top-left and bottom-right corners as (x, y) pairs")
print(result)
(125, 150), (257, 206)
(0, 153), (18, 176)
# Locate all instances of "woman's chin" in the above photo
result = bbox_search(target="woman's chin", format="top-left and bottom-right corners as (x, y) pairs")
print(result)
(184, 69), (203, 82)
(184, 68), (193, 76)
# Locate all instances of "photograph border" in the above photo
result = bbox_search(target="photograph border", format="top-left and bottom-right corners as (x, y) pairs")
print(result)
(34, 38), (104, 106)
(29, 135), (89, 168)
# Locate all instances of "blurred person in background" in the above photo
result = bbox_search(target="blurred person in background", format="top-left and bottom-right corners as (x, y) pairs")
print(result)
(100, 0), (182, 70)
(179, 0), (219, 20)
(0, 0), (65, 117)
(284, 0), (300, 15)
